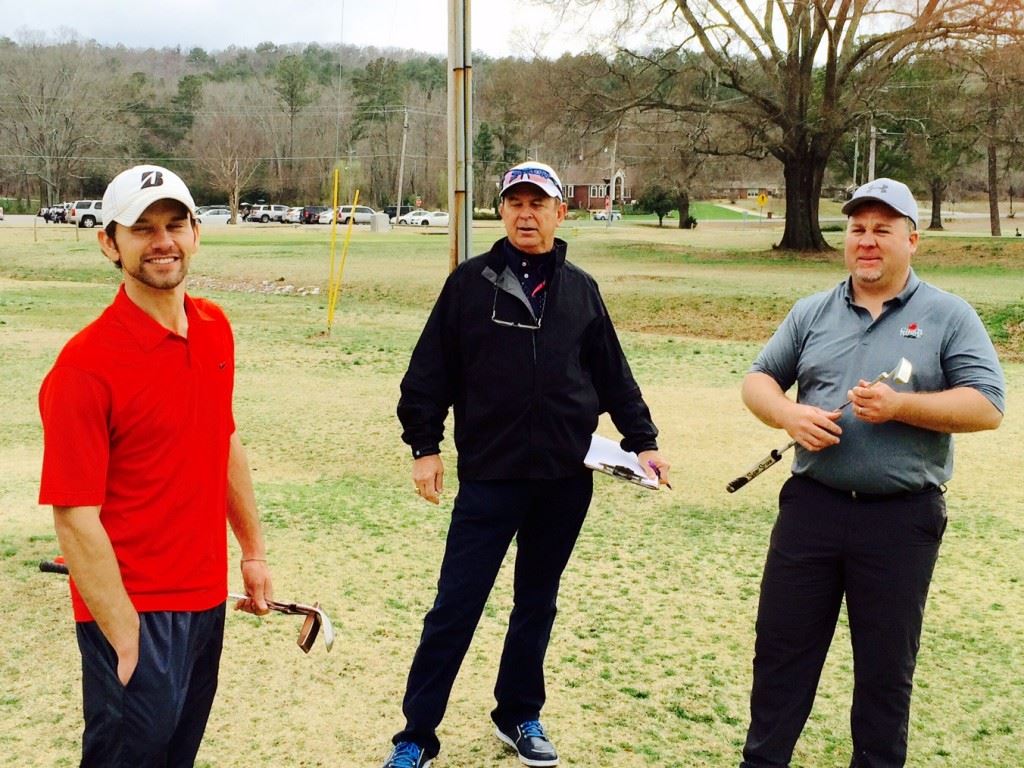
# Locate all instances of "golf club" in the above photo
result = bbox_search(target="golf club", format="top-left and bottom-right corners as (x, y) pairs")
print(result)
(726, 357), (913, 493)
(229, 593), (335, 653)
(37, 561), (334, 654)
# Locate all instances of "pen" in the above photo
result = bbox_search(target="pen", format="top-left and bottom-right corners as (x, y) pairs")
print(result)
(648, 460), (672, 490)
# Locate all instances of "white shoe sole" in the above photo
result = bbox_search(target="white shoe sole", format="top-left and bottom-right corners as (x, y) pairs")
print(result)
(494, 727), (560, 766)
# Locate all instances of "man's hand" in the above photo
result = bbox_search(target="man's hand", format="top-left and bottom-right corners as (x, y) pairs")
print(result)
(413, 454), (444, 504)
(637, 449), (671, 488)
(781, 402), (843, 452)
(848, 380), (899, 424)
(235, 559), (273, 615)
(115, 629), (140, 686)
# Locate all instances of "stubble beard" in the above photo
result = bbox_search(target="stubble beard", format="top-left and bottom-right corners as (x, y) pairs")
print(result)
(125, 257), (189, 291)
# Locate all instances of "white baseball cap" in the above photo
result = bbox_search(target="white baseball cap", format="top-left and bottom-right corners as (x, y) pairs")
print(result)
(499, 161), (563, 199)
(842, 177), (918, 228)
(102, 165), (196, 227)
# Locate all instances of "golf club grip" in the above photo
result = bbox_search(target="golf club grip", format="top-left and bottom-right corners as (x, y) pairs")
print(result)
(725, 448), (786, 493)
(39, 560), (69, 575)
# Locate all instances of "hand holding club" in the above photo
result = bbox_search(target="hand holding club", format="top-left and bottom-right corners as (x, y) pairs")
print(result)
(726, 358), (913, 493)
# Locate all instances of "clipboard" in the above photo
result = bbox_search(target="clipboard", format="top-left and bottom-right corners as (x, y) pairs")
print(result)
(584, 434), (659, 490)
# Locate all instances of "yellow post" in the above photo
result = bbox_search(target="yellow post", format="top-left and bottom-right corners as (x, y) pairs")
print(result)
(326, 169), (341, 333)
(327, 187), (360, 332)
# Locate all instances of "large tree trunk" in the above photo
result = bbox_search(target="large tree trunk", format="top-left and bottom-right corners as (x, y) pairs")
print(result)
(987, 139), (1001, 236)
(676, 190), (691, 229)
(776, 150), (830, 251)
(928, 177), (945, 230)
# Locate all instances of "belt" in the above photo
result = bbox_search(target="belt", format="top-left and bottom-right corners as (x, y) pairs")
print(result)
(805, 476), (944, 502)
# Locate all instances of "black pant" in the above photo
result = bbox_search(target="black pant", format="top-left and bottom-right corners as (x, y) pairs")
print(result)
(741, 475), (946, 768)
(394, 474), (593, 758)
(77, 605), (225, 767)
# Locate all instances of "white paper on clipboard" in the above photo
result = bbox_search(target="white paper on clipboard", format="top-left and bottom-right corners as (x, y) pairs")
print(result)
(584, 434), (659, 490)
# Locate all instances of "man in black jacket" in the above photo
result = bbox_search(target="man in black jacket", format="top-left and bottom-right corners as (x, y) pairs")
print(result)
(382, 162), (670, 768)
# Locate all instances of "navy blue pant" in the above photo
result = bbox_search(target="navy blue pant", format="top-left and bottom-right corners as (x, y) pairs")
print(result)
(394, 474), (593, 758)
(76, 605), (225, 767)
(741, 475), (947, 768)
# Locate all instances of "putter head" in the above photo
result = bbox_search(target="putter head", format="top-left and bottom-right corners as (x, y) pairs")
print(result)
(296, 602), (335, 653)
(297, 608), (321, 654)
(892, 357), (913, 385)
(317, 605), (335, 652)
(229, 593), (335, 653)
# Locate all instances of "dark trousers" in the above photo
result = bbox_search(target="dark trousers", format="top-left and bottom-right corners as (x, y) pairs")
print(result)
(394, 474), (593, 758)
(741, 475), (947, 768)
(76, 605), (225, 768)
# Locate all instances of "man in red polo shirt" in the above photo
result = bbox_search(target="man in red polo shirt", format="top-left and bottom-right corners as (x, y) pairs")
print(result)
(38, 164), (274, 767)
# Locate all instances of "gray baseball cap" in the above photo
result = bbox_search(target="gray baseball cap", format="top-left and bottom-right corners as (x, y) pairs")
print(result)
(841, 178), (918, 228)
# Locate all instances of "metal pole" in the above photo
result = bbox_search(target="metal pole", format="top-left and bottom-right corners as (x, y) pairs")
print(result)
(448, 0), (473, 272)
(868, 120), (877, 182)
(607, 127), (618, 228)
(852, 127), (860, 188)
(395, 107), (409, 224)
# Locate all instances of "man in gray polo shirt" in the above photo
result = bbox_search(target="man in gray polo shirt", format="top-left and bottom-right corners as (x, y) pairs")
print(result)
(738, 178), (1005, 768)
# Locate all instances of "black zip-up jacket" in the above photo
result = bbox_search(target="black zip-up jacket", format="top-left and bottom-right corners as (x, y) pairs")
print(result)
(398, 237), (659, 481)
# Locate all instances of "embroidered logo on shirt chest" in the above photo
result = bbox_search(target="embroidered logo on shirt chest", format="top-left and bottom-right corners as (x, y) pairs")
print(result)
(899, 322), (923, 339)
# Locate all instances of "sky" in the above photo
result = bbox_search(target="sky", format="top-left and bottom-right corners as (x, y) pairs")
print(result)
(0, 0), (664, 58)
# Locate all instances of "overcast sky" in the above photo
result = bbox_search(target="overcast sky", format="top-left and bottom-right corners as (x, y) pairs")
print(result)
(0, 0), (663, 58)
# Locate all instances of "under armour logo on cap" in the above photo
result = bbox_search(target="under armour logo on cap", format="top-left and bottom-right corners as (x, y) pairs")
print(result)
(841, 177), (918, 228)
(140, 170), (164, 189)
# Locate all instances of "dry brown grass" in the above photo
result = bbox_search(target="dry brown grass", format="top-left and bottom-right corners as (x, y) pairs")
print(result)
(1, 220), (1021, 767)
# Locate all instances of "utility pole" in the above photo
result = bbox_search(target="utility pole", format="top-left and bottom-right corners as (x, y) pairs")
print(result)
(448, 0), (473, 271)
(395, 107), (409, 223)
(852, 127), (860, 188)
(868, 119), (877, 182)
(607, 126), (618, 228)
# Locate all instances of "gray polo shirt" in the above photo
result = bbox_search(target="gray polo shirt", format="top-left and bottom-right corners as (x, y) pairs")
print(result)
(751, 269), (1005, 493)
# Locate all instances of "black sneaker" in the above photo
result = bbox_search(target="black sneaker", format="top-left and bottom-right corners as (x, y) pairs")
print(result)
(495, 720), (559, 766)
(382, 741), (432, 768)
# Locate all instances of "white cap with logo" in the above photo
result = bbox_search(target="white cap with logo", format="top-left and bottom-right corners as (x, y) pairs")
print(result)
(841, 178), (918, 229)
(102, 165), (196, 227)
(499, 161), (563, 200)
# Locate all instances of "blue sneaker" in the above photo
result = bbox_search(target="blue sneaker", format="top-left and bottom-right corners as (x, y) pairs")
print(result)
(382, 741), (432, 768)
(495, 720), (559, 766)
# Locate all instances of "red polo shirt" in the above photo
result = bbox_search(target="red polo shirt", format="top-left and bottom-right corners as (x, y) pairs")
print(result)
(39, 286), (236, 622)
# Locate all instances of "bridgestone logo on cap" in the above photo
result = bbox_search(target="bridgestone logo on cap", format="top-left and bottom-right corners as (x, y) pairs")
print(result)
(140, 170), (164, 189)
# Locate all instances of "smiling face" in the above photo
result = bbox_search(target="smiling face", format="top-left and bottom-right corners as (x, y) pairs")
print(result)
(844, 202), (918, 298)
(499, 184), (567, 254)
(98, 199), (199, 293)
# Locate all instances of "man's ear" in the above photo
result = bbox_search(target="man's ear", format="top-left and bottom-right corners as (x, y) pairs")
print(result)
(97, 228), (120, 265)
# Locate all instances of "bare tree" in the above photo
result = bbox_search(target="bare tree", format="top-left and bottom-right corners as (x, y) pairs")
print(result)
(0, 37), (127, 203)
(189, 82), (268, 221)
(557, 0), (1022, 250)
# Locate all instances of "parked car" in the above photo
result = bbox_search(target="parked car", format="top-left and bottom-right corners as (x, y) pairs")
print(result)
(317, 208), (336, 224)
(592, 209), (623, 221)
(406, 210), (449, 227)
(383, 204), (417, 221)
(284, 206), (303, 224)
(68, 200), (104, 228)
(395, 208), (429, 225)
(248, 204), (289, 223)
(301, 205), (329, 224)
(415, 210), (450, 227)
(319, 205), (378, 225)
(196, 207), (233, 225)
(338, 205), (377, 224)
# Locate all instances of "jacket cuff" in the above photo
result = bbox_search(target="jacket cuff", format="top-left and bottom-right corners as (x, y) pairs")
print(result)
(625, 439), (658, 455)
(412, 445), (441, 459)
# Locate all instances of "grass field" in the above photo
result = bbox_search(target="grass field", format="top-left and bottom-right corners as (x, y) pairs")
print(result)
(1, 220), (1021, 767)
